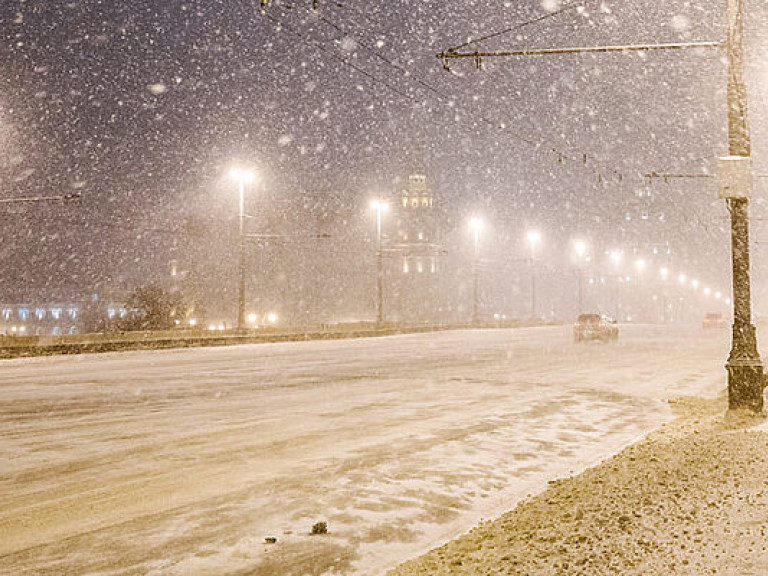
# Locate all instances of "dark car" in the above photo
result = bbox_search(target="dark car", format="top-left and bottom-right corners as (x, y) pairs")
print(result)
(573, 313), (619, 342)
(702, 313), (726, 329)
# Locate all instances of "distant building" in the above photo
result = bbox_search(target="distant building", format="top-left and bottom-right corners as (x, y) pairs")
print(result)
(0, 303), (81, 336)
(394, 173), (440, 275)
(387, 172), (446, 323)
(0, 294), (135, 336)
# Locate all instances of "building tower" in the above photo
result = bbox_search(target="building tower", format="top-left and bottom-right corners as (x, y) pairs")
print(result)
(395, 173), (439, 275)
(389, 171), (443, 323)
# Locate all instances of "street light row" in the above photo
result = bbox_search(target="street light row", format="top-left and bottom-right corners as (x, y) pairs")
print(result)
(229, 176), (729, 326)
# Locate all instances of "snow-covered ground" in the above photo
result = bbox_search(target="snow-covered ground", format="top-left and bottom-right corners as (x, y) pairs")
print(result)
(0, 324), (730, 575)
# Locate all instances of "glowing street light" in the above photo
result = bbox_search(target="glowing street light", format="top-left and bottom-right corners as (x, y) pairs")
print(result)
(678, 273), (687, 285)
(470, 217), (484, 324)
(230, 167), (257, 331)
(371, 198), (389, 325)
(526, 229), (541, 319)
(660, 267), (669, 281)
(574, 240), (587, 259)
(526, 230), (541, 254)
(634, 258), (647, 274)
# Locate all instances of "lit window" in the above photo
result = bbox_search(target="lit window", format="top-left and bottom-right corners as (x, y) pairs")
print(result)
(411, 199), (418, 207)
(18, 309), (29, 321)
(402, 198), (407, 208)
(2, 309), (11, 320)
(625, 213), (632, 221)
(68, 308), (78, 319)
(107, 308), (116, 319)
(36, 308), (46, 320)
(422, 198), (429, 207)
(417, 261), (424, 273)
(51, 308), (62, 320)
(418, 232), (424, 240)
(403, 259), (409, 274)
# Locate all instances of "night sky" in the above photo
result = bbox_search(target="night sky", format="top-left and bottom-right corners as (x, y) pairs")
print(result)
(2, 1), (768, 320)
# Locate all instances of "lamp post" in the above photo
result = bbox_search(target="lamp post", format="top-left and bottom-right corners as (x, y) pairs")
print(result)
(371, 199), (388, 325)
(230, 168), (256, 331)
(610, 249), (623, 319)
(526, 230), (541, 320)
(634, 258), (646, 321)
(660, 267), (669, 323)
(723, 0), (764, 412)
(470, 217), (483, 325)
(574, 240), (588, 313)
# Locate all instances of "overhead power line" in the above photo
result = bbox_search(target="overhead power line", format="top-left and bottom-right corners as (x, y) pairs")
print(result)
(438, 41), (724, 66)
(258, 1), (632, 186)
(446, 0), (594, 53)
(0, 192), (82, 205)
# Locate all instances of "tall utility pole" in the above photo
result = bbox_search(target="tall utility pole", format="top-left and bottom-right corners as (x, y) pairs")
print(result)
(723, 0), (764, 411)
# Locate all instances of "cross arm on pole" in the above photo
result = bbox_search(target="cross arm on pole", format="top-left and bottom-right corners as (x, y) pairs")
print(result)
(438, 41), (724, 69)
(0, 192), (82, 205)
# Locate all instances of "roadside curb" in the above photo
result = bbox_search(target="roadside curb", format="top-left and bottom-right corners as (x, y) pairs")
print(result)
(389, 393), (768, 575)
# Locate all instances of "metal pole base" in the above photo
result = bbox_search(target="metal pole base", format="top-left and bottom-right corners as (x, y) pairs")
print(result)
(726, 323), (765, 412)
(727, 361), (765, 412)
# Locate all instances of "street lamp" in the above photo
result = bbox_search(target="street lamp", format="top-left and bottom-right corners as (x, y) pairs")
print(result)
(659, 267), (669, 322)
(371, 199), (389, 325)
(573, 240), (588, 313)
(526, 230), (541, 320)
(470, 217), (484, 325)
(610, 249), (623, 319)
(230, 167), (256, 331)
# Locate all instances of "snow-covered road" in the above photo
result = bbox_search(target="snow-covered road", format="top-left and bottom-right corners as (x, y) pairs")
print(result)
(0, 324), (731, 575)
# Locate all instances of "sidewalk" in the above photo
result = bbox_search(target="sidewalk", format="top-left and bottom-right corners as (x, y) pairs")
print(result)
(388, 394), (768, 576)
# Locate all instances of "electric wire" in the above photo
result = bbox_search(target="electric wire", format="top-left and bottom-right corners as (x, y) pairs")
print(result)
(446, 0), (596, 53)
(259, 1), (631, 185)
